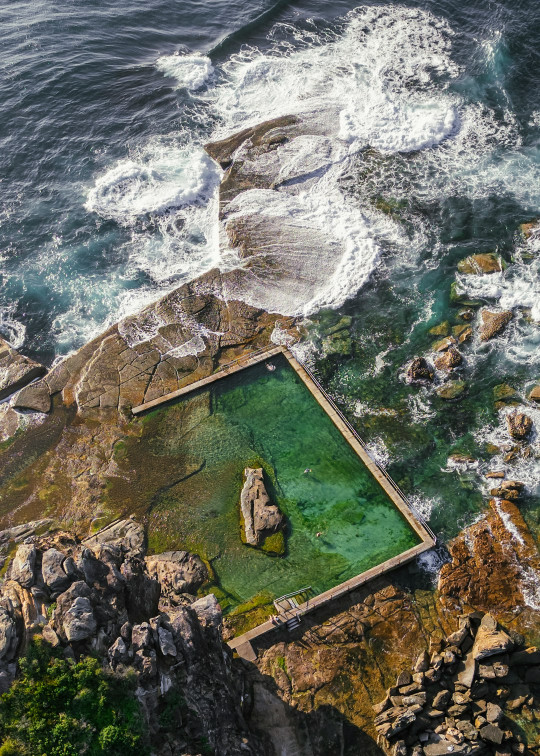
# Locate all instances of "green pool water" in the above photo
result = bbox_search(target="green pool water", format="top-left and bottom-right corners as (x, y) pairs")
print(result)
(146, 353), (421, 612)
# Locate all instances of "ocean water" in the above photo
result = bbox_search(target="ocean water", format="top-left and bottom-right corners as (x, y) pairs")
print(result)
(1, 0), (540, 568)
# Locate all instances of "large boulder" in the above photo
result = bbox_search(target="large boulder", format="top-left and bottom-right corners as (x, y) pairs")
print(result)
(13, 381), (51, 413)
(240, 468), (284, 547)
(41, 548), (70, 592)
(145, 551), (208, 600)
(479, 309), (513, 341)
(506, 411), (533, 440)
(457, 253), (503, 274)
(53, 582), (96, 643)
(0, 338), (46, 402)
(473, 614), (513, 660)
(10, 544), (36, 588)
(406, 357), (433, 383)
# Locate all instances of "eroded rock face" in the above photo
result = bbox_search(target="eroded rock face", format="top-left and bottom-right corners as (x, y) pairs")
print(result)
(479, 309), (513, 341)
(0, 338), (46, 402)
(240, 467), (284, 546)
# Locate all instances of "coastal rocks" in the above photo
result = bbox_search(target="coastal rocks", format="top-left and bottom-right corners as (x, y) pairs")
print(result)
(0, 518), (266, 754)
(13, 380), (51, 413)
(457, 253), (503, 275)
(145, 550), (208, 600)
(10, 544), (37, 588)
(438, 498), (540, 617)
(240, 468), (285, 554)
(372, 613), (535, 756)
(506, 411), (533, 440)
(0, 338), (46, 402)
(478, 310), (513, 341)
(528, 385), (540, 403)
(436, 380), (466, 400)
(406, 358), (433, 384)
(434, 346), (462, 371)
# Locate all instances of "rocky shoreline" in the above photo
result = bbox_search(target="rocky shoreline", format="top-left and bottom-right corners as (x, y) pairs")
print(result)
(0, 116), (538, 754)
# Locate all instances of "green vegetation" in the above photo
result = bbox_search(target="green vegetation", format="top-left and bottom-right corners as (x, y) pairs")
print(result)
(0, 638), (148, 756)
(261, 530), (286, 555)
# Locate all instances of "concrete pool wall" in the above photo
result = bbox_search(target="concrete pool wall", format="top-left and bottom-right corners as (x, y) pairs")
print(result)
(132, 346), (436, 652)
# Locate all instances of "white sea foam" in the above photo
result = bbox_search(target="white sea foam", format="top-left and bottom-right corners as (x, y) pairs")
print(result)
(86, 145), (220, 223)
(0, 305), (26, 349)
(456, 258), (540, 322)
(156, 54), (214, 90)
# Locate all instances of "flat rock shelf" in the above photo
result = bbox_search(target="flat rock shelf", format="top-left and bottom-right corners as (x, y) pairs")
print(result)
(133, 347), (434, 645)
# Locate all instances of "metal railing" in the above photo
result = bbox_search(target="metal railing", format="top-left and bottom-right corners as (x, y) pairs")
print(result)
(290, 352), (437, 544)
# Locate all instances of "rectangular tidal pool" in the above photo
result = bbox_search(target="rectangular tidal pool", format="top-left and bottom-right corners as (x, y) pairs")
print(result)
(144, 352), (422, 615)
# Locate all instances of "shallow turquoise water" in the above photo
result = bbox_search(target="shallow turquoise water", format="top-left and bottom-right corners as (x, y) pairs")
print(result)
(149, 353), (420, 610)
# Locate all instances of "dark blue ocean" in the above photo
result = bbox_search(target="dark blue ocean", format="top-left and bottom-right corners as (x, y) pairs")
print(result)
(1, 0), (538, 362)
(2, 0), (540, 552)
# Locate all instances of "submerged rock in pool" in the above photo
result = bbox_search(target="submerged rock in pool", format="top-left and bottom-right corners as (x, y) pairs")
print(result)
(240, 468), (285, 554)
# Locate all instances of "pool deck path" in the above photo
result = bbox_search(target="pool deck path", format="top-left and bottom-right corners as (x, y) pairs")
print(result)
(130, 344), (436, 657)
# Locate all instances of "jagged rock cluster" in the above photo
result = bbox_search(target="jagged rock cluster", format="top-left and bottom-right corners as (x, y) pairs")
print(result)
(373, 613), (537, 756)
(0, 519), (265, 755)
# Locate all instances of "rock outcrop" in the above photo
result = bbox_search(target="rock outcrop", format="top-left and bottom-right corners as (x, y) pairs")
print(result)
(457, 253), (503, 275)
(406, 358), (433, 384)
(372, 612), (535, 756)
(0, 519), (267, 755)
(434, 346), (462, 371)
(240, 468), (285, 552)
(479, 310), (513, 341)
(506, 411), (533, 440)
(438, 497), (540, 619)
(0, 337), (46, 402)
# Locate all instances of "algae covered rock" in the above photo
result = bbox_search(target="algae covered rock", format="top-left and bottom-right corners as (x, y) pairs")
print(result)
(436, 380), (466, 400)
(428, 321), (450, 337)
